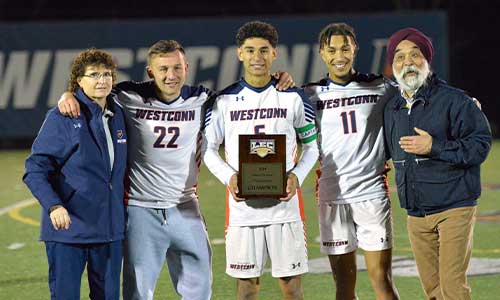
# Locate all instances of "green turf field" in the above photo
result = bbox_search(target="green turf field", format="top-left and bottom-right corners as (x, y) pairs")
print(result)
(1, 142), (499, 299)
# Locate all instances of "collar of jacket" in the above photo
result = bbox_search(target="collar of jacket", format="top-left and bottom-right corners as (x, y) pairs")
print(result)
(75, 88), (116, 116)
(391, 73), (446, 110)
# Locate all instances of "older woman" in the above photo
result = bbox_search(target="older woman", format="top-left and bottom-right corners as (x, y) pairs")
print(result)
(23, 49), (127, 300)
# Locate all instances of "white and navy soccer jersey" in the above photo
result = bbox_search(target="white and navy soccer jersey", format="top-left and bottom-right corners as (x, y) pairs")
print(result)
(113, 81), (213, 209)
(203, 78), (318, 227)
(304, 73), (397, 204)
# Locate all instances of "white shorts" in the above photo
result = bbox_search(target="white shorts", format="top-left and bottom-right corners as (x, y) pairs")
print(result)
(318, 196), (393, 255)
(225, 221), (308, 278)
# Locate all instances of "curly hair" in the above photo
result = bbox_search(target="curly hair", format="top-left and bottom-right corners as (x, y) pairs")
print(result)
(318, 22), (358, 50)
(236, 21), (278, 48)
(68, 49), (117, 93)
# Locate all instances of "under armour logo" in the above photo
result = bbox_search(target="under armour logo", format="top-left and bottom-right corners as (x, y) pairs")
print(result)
(73, 123), (82, 128)
(320, 86), (330, 92)
(291, 262), (301, 269)
(236, 96), (244, 101)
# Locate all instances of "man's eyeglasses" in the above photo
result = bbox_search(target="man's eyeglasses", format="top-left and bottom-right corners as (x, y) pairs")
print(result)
(82, 72), (113, 80)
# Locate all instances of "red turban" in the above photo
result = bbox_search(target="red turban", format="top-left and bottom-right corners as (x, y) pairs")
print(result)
(386, 27), (434, 65)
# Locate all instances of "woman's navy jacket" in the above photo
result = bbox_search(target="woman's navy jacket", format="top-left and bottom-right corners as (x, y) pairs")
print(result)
(24, 89), (127, 243)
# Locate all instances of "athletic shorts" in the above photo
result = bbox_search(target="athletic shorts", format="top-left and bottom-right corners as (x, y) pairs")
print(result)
(225, 221), (308, 278)
(318, 196), (393, 255)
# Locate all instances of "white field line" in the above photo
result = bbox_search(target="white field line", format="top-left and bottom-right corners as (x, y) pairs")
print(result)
(0, 198), (36, 216)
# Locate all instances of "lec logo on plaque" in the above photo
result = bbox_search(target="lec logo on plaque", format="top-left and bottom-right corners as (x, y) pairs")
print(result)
(249, 139), (276, 158)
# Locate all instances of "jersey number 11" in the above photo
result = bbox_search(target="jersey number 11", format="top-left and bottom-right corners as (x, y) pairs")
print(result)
(340, 111), (357, 134)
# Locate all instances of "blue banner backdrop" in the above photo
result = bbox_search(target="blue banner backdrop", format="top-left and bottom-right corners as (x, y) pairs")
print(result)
(0, 12), (447, 138)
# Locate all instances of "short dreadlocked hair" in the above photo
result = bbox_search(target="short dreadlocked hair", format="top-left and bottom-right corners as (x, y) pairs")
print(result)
(318, 22), (358, 50)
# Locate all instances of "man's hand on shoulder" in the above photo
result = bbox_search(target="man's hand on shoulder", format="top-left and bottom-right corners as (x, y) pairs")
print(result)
(58, 92), (80, 118)
(273, 71), (295, 91)
(472, 97), (482, 110)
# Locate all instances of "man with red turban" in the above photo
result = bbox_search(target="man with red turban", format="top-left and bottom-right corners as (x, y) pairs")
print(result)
(384, 28), (492, 300)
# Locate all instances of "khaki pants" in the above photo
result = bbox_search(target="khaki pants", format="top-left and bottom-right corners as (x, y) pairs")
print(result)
(407, 206), (476, 300)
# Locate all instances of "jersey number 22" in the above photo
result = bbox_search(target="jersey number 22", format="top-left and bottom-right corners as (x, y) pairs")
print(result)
(153, 126), (179, 148)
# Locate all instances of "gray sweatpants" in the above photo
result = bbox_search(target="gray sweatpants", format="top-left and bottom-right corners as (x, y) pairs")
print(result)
(122, 200), (212, 300)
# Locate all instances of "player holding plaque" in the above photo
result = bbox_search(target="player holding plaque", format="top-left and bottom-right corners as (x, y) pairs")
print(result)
(202, 21), (319, 300)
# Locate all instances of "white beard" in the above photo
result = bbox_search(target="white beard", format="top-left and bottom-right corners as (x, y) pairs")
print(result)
(393, 61), (431, 94)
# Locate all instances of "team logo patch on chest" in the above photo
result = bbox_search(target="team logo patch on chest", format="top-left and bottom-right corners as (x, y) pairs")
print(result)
(250, 139), (275, 158)
(116, 130), (127, 144)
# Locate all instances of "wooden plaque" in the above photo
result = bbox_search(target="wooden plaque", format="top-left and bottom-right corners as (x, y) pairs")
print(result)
(237, 134), (286, 199)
